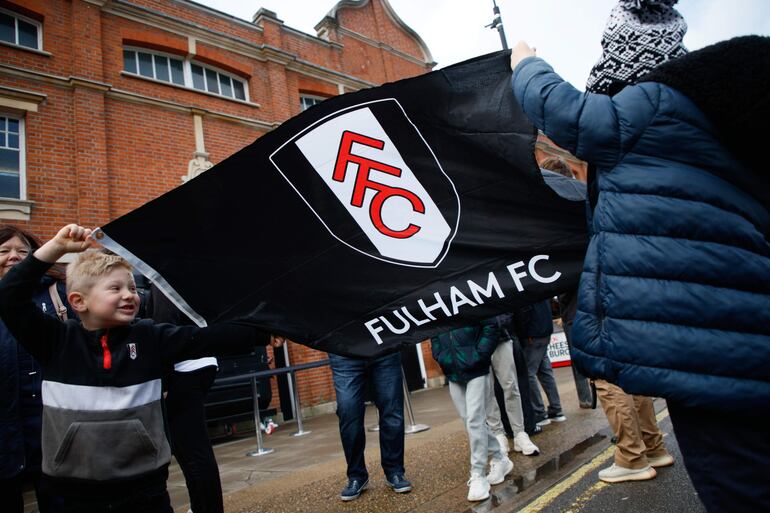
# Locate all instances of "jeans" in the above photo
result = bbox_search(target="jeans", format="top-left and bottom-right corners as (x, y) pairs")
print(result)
(329, 352), (405, 481)
(522, 336), (563, 419)
(449, 375), (504, 475)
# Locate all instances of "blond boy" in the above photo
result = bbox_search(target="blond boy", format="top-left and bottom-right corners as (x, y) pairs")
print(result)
(0, 224), (283, 513)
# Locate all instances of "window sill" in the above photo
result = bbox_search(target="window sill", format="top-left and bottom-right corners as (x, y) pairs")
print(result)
(0, 40), (51, 57)
(120, 71), (260, 108)
(0, 197), (34, 221)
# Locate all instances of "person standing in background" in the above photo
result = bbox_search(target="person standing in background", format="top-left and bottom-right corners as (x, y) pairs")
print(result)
(0, 226), (69, 513)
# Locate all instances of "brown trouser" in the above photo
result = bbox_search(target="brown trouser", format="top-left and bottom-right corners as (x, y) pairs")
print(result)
(595, 380), (668, 469)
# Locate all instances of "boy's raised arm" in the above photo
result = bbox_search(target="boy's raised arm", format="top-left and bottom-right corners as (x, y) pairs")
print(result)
(0, 224), (94, 363)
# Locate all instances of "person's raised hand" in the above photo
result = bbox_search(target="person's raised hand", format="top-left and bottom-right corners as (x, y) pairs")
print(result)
(511, 40), (536, 72)
(270, 334), (287, 348)
(35, 224), (97, 262)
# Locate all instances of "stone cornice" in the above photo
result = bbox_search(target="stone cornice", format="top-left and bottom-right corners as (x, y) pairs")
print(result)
(0, 198), (34, 221)
(0, 85), (47, 105)
(285, 57), (374, 91)
(337, 26), (434, 68)
(69, 77), (111, 92)
(257, 44), (374, 90)
(106, 88), (274, 129)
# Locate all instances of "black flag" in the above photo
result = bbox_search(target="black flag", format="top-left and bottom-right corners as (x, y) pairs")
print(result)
(94, 50), (588, 358)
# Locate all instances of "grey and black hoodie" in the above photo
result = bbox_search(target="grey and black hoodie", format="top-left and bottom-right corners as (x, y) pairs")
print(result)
(0, 255), (270, 498)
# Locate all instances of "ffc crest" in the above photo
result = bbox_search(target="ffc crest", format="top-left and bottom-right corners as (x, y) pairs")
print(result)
(128, 343), (137, 360)
(270, 99), (460, 267)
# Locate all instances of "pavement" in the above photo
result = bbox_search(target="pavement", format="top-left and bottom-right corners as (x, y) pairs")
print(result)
(168, 367), (613, 513)
(517, 409), (705, 513)
(24, 367), (704, 512)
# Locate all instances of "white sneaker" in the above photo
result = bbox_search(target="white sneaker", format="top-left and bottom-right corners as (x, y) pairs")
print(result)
(495, 433), (509, 453)
(535, 417), (551, 427)
(647, 453), (674, 468)
(467, 472), (490, 501)
(513, 431), (540, 456)
(486, 456), (513, 485)
(598, 463), (657, 483)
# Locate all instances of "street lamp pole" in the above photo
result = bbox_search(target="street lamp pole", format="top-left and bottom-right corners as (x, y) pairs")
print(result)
(487, 0), (509, 50)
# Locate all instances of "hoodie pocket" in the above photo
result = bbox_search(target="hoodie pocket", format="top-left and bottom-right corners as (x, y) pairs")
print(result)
(52, 419), (159, 479)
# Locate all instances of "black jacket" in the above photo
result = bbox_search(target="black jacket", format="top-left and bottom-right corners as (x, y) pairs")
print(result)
(0, 276), (74, 479)
(0, 256), (269, 497)
(514, 299), (554, 340)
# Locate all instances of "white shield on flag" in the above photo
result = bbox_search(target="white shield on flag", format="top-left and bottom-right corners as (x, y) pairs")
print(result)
(270, 99), (460, 268)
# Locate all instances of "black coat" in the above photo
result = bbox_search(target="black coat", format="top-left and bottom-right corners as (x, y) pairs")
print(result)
(0, 276), (72, 478)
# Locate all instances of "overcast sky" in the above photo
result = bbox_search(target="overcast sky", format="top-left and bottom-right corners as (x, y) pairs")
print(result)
(196, 0), (769, 90)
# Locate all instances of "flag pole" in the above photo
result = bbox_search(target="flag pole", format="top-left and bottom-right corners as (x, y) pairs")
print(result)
(487, 0), (509, 50)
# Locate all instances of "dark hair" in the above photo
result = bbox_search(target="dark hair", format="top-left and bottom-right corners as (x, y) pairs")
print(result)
(0, 225), (40, 251)
(0, 225), (66, 281)
(540, 156), (574, 179)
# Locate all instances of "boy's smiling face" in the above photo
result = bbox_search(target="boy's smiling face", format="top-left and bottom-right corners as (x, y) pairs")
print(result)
(77, 267), (140, 329)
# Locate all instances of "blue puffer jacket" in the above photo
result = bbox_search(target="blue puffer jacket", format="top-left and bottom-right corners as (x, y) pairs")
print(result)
(0, 277), (72, 478)
(511, 48), (770, 411)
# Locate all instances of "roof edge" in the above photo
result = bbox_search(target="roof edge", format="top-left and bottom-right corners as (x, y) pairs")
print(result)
(322, 0), (434, 64)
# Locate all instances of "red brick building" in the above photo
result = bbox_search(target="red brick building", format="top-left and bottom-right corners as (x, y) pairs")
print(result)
(0, 0), (446, 417)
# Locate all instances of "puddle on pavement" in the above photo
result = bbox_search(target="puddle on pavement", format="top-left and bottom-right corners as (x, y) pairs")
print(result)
(461, 433), (608, 513)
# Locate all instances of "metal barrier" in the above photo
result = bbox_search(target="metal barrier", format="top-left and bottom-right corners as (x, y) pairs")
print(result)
(218, 359), (430, 456)
(367, 367), (430, 434)
(215, 359), (331, 457)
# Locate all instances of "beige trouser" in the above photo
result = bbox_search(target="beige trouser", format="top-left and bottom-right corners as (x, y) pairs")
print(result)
(595, 380), (669, 469)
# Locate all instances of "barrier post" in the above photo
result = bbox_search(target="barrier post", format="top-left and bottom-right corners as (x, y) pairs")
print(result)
(289, 370), (311, 437)
(367, 407), (380, 432)
(403, 374), (429, 434)
(246, 376), (274, 456)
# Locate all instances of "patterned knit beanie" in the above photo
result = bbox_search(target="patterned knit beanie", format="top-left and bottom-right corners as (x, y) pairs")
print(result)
(585, 0), (687, 95)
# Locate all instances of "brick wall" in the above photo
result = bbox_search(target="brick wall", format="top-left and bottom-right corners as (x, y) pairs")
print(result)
(0, 0), (442, 416)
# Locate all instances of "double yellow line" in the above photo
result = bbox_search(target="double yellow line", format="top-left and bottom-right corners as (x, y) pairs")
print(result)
(517, 407), (670, 513)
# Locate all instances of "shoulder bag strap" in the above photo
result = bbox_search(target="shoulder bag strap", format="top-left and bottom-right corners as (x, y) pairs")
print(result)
(48, 282), (68, 321)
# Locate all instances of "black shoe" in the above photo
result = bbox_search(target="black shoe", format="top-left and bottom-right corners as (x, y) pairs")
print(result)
(386, 474), (413, 493)
(340, 478), (369, 501)
(528, 425), (543, 436)
(548, 411), (567, 422)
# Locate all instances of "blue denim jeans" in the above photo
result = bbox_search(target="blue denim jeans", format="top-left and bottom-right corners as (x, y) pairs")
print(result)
(329, 352), (405, 481)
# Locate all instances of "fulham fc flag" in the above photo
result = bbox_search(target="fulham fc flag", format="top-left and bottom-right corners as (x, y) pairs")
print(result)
(94, 51), (588, 358)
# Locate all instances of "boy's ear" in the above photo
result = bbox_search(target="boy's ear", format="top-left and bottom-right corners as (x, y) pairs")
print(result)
(67, 291), (87, 313)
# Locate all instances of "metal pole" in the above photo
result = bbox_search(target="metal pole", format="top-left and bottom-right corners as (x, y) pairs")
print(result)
(289, 370), (311, 437)
(367, 406), (380, 432)
(489, 0), (509, 50)
(246, 375), (274, 456)
(402, 374), (429, 434)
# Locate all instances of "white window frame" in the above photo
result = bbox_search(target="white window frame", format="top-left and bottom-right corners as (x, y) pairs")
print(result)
(0, 112), (26, 200)
(123, 46), (249, 102)
(300, 94), (327, 111)
(188, 60), (248, 102)
(0, 7), (43, 51)
(123, 47), (186, 86)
